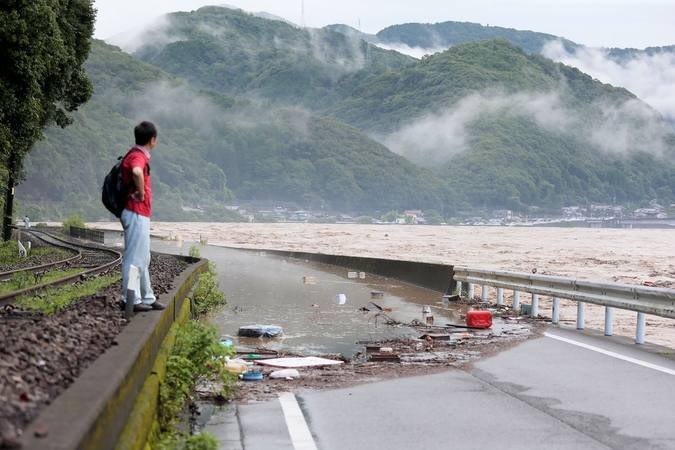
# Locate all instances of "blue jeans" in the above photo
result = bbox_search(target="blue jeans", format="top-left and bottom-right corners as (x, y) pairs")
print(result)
(120, 209), (155, 305)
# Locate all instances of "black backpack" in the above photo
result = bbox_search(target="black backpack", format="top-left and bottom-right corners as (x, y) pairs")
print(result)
(101, 149), (146, 218)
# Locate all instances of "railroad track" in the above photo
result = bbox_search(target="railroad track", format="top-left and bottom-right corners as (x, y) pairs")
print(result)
(0, 229), (122, 306)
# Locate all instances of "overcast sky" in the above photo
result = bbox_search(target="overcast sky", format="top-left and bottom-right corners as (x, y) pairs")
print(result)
(94, 0), (675, 49)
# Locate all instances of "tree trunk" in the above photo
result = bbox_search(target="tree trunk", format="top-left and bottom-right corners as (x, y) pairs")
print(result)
(3, 150), (16, 241)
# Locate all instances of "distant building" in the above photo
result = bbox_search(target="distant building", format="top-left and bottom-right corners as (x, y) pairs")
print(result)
(590, 204), (613, 212)
(465, 216), (484, 224)
(492, 210), (512, 220)
(650, 199), (664, 211)
(634, 208), (667, 218)
(403, 210), (422, 224)
(288, 210), (310, 221)
(336, 214), (356, 223)
(562, 206), (583, 218)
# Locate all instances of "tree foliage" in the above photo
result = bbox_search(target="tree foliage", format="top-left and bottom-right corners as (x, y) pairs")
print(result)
(18, 40), (447, 220)
(0, 0), (95, 166)
(329, 39), (675, 209)
(375, 21), (580, 54)
(14, 15), (675, 219)
(133, 6), (414, 114)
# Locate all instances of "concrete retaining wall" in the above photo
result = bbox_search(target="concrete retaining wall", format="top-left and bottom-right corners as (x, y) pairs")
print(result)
(19, 255), (209, 450)
(228, 248), (456, 294)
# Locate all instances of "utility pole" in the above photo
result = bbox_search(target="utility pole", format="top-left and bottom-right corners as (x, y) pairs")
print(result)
(3, 149), (16, 241)
(301, 1), (305, 28)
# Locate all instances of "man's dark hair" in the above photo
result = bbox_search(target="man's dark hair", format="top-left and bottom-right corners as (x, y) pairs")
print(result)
(134, 121), (157, 146)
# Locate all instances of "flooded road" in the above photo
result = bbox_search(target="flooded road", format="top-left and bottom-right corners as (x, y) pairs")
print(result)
(152, 240), (467, 356)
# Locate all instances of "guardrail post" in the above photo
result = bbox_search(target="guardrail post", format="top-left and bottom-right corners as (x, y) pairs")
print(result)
(552, 297), (560, 324)
(481, 285), (488, 302)
(497, 288), (503, 306)
(531, 294), (539, 317)
(468, 283), (474, 300)
(513, 291), (520, 311)
(456, 281), (462, 296)
(604, 307), (614, 336)
(636, 312), (646, 344)
(577, 302), (585, 330)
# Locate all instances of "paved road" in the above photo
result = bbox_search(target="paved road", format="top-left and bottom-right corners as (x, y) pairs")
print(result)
(204, 326), (675, 449)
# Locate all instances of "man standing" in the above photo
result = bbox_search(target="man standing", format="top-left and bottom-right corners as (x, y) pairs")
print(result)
(121, 121), (165, 312)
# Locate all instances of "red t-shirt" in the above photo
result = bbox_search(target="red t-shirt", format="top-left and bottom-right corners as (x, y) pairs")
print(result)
(122, 147), (152, 218)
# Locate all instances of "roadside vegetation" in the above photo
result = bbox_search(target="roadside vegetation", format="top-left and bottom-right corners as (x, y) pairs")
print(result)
(157, 246), (236, 449)
(0, 240), (70, 266)
(14, 272), (121, 315)
(1, 268), (83, 295)
(61, 214), (86, 234)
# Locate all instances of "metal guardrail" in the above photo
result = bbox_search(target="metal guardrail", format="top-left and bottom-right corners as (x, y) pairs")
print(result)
(70, 226), (105, 243)
(453, 266), (675, 345)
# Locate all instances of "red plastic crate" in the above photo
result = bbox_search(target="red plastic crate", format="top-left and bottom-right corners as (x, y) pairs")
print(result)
(466, 311), (492, 328)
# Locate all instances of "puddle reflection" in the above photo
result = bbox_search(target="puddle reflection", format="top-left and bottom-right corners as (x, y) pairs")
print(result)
(151, 241), (468, 357)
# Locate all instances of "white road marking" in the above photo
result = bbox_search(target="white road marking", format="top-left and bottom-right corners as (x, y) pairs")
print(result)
(278, 392), (318, 450)
(545, 332), (675, 376)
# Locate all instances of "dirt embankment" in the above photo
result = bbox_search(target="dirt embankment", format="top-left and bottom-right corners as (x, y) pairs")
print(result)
(0, 253), (188, 447)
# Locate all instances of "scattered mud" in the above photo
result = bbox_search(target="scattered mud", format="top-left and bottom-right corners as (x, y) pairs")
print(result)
(0, 253), (189, 448)
(200, 307), (545, 405)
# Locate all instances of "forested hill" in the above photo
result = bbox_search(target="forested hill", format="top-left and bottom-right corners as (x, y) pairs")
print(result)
(328, 39), (637, 135)
(17, 12), (675, 220)
(17, 40), (449, 221)
(327, 21), (580, 54)
(328, 39), (675, 209)
(132, 6), (414, 113)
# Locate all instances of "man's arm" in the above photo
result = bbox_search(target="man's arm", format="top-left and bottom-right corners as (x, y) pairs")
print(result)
(131, 166), (145, 202)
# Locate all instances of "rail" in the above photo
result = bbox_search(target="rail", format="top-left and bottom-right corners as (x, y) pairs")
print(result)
(453, 266), (675, 345)
(0, 233), (82, 281)
(0, 230), (122, 306)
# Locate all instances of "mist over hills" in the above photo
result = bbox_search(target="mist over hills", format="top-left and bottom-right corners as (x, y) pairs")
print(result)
(326, 21), (580, 56)
(328, 39), (675, 208)
(130, 6), (413, 113)
(16, 5), (675, 221)
(18, 39), (448, 221)
(326, 20), (675, 127)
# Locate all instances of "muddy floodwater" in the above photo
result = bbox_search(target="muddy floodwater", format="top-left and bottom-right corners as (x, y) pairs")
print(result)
(151, 240), (469, 356)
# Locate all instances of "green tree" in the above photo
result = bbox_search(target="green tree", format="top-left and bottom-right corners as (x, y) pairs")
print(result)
(254, 213), (276, 223)
(0, 0), (96, 239)
(381, 210), (399, 223)
(424, 209), (443, 224)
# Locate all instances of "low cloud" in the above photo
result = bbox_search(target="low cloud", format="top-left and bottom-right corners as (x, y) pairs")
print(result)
(124, 81), (309, 141)
(127, 81), (225, 137)
(384, 91), (569, 167)
(375, 42), (444, 59)
(384, 89), (672, 168)
(542, 40), (675, 127)
(589, 97), (670, 156)
(106, 16), (181, 54)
